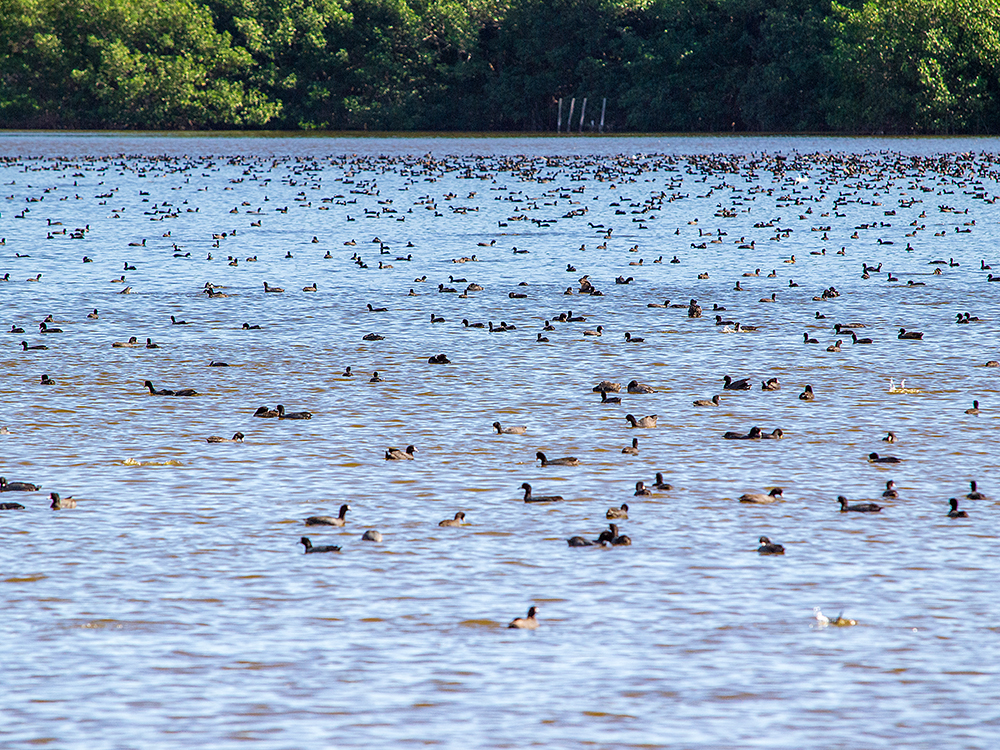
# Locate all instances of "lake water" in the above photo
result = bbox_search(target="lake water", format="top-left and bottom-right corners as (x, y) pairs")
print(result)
(1, 133), (998, 748)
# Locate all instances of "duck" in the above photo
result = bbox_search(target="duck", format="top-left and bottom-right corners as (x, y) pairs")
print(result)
(607, 503), (629, 519)
(170, 315), (189, 325)
(242, 322), (262, 330)
(624, 332), (645, 343)
(851, 332), (874, 345)
(592, 381), (621, 393)
(369, 371), (384, 382)
(0, 477), (41, 492)
(567, 535), (601, 547)
(814, 608), (858, 627)
(883, 431), (897, 443)
(967, 481), (988, 500)
(803, 332), (818, 344)
(965, 400), (980, 415)
(8, 324), (24, 333)
(693, 395), (721, 407)
(508, 606), (539, 629)
(38, 322), (62, 334)
(253, 405), (278, 418)
(276, 405), (311, 420)
(607, 523), (632, 546)
(21, 341), (48, 350)
(520, 482), (563, 503)
(145, 338), (160, 349)
(305, 504), (351, 526)
(761, 378), (781, 391)
(799, 384), (815, 401)
(263, 281), (284, 293)
(740, 488), (783, 504)
(627, 379), (656, 394)
(653, 473), (673, 491)
(493, 422), (527, 435)
(882, 480), (898, 498)
(757, 536), (785, 555)
(762, 428), (784, 439)
(386, 445), (417, 460)
(49, 492), (76, 510)
(723, 375), (752, 391)
(428, 354), (451, 364)
(361, 529), (383, 542)
(0, 501), (25, 510)
(302, 282), (317, 292)
(300, 536), (341, 553)
(536, 451), (579, 467)
(463, 319), (485, 328)
(206, 432), (244, 443)
(625, 414), (657, 428)
(868, 452), (901, 464)
(838, 496), (881, 512)
(634, 481), (652, 496)
(947, 498), (968, 518)
(143, 381), (197, 396)
(40, 374), (55, 385)
(723, 426), (763, 440)
(112, 336), (140, 348)
(367, 303), (389, 312)
(430, 313), (445, 324)
(826, 339), (842, 352)
(362, 333), (385, 341)
(583, 325), (604, 337)
(600, 390), (621, 405)
(438, 512), (467, 527)
(622, 438), (639, 455)
(898, 328), (924, 340)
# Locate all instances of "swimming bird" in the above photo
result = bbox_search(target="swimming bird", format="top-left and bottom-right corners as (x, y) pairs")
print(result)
(253, 406), (278, 418)
(851, 332), (873, 344)
(868, 452), (901, 464)
(947, 498), (968, 518)
(369, 371), (384, 382)
(625, 414), (657, 428)
(607, 523), (632, 545)
(520, 482), (563, 503)
(838, 496), (881, 512)
(143, 380), (197, 396)
(723, 426), (764, 440)
(8, 324), (24, 333)
(826, 340), (842, 352)
(206, 432), (244, 443)
(428, 354), (451, 364)
(592, 381), (621, 393)
(634, 481), (652, 496)
(967, 481), (988, 500)
(439, 512), (467, 527)
(536, 451), (579, 467)
(567, 535), (600, 547)
(624, 332), (644, 343)
(740, 488), (783, 504)
(362, 333), (385, 341)
(600, 390), (621, 405)
(302, 282), (317, 292)
(761, 378), (781, 391)
(242, 322), (262, 330)
(898, 328), (924, 340)
(883, 431), (897, 443)
(965, 400), (980, 414)
(627, 379), (656, 394)
(170, 315), (189, 325)
(882, 480), (898, 498)
(693, 395), (721, 406)
(386, 445), (417, 460)
(493, 422), (527, 435)
(803, 332), (818, 344)
(300, 536), (341, 553)
(112, 336), (140, 348)
(653, 473), (673, 490)
(622, 438), (639, 455)
(145, 338), (160, 349)
(49, 492), (76, 510)
(757, 536), (785, 555)
(306, 504), (351, 526)
(40, 374), (55, 385)
(263, 282), (284, 293)
(607, 503), (629, 519)
(508, 606), (539, 629)
(799, 384), (815, 401)
(0, 501), (25, 510)
(723, 375), (752, 391)
(0, 477), (40, 492)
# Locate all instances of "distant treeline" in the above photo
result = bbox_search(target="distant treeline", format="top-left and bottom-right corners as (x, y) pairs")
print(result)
(2, 0), (999, 133)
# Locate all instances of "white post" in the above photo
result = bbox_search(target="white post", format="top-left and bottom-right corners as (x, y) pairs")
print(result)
(567, 98), (576, 135)
(599, 98), (606, 133)
(579, 97), (587, 132)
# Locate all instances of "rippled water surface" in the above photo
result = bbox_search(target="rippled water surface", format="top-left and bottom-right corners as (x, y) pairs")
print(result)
(2, 133), (999, 748)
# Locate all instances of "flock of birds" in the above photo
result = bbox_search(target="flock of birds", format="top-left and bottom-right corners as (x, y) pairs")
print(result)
(3, 145), (999, 631)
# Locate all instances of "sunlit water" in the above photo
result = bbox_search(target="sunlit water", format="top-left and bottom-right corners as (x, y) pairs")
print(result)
(2, 133), (999, 748)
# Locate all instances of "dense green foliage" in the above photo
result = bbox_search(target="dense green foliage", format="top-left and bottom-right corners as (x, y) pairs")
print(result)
(2, 0), (1000, 132)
